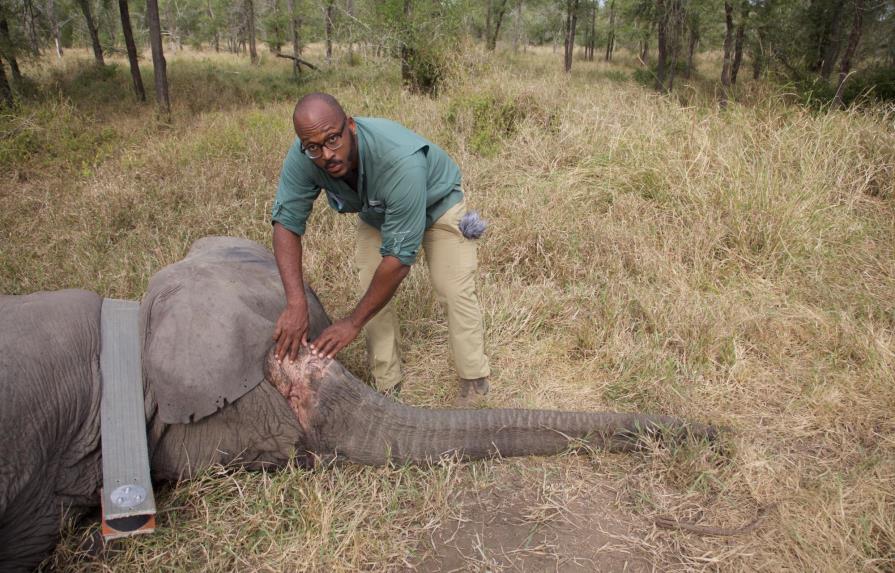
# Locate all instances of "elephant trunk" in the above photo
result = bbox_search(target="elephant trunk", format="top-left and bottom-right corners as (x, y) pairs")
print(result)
(335, 402), (715, 466)
(266, 351), (717, 467)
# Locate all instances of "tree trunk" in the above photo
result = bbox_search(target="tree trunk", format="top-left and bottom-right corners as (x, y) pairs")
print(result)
(730, 0), (747, 85)
(640, 24), (651, 64)
(512, 0), (522, 53)
(563, 0), (578, 73)
(324, 0), (333, 64)
(487, 0), (508, 51)
(118, 0), (146, 102)
(246, 0), (258, 64)
(286, 0), (302, 78)
(0, 56), (12, 107)
(656, 0), (668, 91)
(485, 0), (492, 47)
(832, 0), (865, 109)
(751, 28), (766, 80)
(206, 0), (219, 53)
(666, 0), (683, 91)
(587, 0), (596, 60)
(0, 15), (22, 84)
(820, 0), (846, 80)
(76, 0), (105, 65)
(685, 24), (698, 78)
(720, 0), (734, 107)
(47, 0), (63, 59)
(605, 0), (615, 61)
(146, 0), (170, 117)
(400, 0), (412, 87)
(24, 0), (41, 55)
(346, 0), (354, 60)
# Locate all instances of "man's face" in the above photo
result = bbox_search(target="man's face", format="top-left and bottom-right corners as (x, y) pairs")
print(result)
(293, 106), (357, 179)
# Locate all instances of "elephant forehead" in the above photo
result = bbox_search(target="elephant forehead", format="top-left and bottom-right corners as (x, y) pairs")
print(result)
(141, 237), (286, 424)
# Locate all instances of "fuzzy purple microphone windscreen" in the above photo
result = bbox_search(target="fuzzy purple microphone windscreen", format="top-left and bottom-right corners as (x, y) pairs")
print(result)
(458, 211), (488, 239)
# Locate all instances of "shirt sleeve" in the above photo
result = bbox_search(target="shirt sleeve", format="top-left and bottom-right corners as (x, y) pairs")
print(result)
(271, 142), (320, 236)
(379, 151), (428, 266)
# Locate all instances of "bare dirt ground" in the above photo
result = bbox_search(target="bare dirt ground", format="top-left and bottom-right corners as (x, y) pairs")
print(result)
(414, 461), (654, 572)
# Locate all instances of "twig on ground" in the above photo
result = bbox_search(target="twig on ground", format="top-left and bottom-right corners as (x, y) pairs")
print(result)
(654, 503), (777, 537)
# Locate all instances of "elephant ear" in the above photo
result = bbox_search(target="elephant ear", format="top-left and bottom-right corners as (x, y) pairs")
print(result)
(141, 236), (329, 424)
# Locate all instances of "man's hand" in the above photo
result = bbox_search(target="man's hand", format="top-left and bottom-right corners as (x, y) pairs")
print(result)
(309, 318), (362, 359)
(273, 301), (309, 362)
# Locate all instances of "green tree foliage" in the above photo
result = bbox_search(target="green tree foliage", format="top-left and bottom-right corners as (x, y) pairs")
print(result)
(0, 0), (891, 105)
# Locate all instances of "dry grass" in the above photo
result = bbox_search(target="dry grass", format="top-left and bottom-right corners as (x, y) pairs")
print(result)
(3, 43), (894, 571)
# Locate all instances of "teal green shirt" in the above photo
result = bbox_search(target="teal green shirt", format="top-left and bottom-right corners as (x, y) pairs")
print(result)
(271, 117), (463, 265)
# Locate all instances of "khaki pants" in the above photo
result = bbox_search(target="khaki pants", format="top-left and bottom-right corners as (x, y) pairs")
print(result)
(355, 198), (490, 391)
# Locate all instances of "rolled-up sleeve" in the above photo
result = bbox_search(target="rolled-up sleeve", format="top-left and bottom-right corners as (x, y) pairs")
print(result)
(271, 143), (320, 236)
(379, 152), (428, 266)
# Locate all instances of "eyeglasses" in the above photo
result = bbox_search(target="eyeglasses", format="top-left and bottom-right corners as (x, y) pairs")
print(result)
(301, 118), (347, 159)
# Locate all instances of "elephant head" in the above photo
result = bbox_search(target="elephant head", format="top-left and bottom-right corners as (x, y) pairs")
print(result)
(0, 237), (717, 571)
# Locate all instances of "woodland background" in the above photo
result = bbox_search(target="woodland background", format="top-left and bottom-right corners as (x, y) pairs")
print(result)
(2, 0), (894, 571)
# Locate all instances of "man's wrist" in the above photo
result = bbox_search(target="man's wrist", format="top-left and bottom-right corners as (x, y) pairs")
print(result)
(346, 312), (365, 330)
(286, 295), (307, 310)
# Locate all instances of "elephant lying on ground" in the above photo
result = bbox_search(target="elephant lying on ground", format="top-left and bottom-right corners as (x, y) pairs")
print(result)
(0, 237), (717, 572)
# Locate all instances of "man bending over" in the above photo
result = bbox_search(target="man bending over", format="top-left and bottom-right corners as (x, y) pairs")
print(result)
(270, 92), (490, 405)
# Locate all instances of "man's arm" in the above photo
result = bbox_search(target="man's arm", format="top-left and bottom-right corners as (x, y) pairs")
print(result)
(272, 222), (310, 361)
(309, 255), (410, 359)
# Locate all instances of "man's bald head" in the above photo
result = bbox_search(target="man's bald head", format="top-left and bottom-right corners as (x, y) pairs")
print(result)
(293, 92), (346, 128)
(291, 92), (358, 178)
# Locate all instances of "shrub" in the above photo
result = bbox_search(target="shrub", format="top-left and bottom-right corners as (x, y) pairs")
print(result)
(445, 91), (554, 156)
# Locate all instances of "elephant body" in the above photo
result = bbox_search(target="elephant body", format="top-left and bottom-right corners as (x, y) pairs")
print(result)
(0, 238), (715, 572)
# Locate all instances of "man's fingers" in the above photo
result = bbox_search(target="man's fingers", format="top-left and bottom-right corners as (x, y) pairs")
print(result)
(275, 336), (287, 361)
(321, 337), (342, 359)
(273, 324), (282, 341)
(288, 336), (302, 361)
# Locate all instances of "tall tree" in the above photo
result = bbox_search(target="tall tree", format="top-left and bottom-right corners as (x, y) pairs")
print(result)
(605, 0), (615, 61)
(563, 0), (578, 72)
(833, 0), (865, 108)
(324, 0), (333, 63)
(720, 0), (735, 106)
(286, 0), (302, 78)
(400, 0), (412, 86)
(512, 0), (523, 53)
(206, 0), (220, 52)
(487, 0), (508, 51)
(685, 7), (701, 78)
(0, 13), (22, 84)
(655, 0), (669, 91)
(660, 0), (685, 91)
(23, 0), (41, 55)
(118, 0), (145, 101)
(346, 0), (354, 60)
(76, 0), (105, 65)
(47, 0), (63, 59)
(146, 0), (170, 117)
(818, 0), (847, 79)
(0, 55), (11, 107)
(586, 0), (595, 61)
(246, 0), (258, 63)
(731, 0), (748, 85)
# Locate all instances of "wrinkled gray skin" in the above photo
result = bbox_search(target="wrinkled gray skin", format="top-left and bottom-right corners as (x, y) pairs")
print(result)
(0, 238), (716, 572)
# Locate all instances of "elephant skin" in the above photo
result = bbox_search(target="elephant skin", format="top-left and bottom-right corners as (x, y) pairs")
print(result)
(0, 237), (717, 572)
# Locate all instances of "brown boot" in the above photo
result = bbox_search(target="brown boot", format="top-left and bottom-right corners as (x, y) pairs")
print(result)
(454, 377), (489, 407)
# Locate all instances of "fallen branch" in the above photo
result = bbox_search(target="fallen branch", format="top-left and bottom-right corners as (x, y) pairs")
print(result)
(654, 503), (776, 537)
(275, 53), (319, 71)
